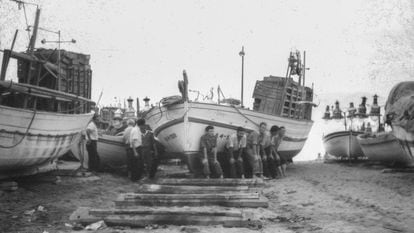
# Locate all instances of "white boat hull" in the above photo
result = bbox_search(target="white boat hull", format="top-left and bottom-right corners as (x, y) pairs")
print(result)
(0, 105), (93, 178)
(322, 131), (365, 158)
(388, 125), (414, 165)
(145, 102), (313, 170)
(357, 132), (414, 165)
(96, 135), (127, 169)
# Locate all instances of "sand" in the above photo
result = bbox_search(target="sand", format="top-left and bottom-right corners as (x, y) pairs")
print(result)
(0, 161), (413, 233)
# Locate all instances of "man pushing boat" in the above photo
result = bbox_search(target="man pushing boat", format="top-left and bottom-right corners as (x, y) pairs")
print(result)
(199, 125), (224, 179)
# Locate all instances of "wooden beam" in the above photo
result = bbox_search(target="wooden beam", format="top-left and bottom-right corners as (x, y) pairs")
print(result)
(89, 207), (243, 218)
(115, 196), (269, 208)
(136, 184), (260, 194)
(120, 192), (260, 200)
(155, 178), (265, 187)
(382, 168), (414, 173)
(70, 207), (262, 228)
(0, 80), (94, 103)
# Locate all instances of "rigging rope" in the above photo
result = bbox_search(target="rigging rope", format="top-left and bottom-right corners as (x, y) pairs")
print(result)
(0, 109), (37, 149)
(232, 105), (260, 128)
(22, 3), (31, 42)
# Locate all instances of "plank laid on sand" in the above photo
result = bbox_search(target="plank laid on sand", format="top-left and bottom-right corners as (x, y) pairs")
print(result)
(121, 192), (260, 200)
(0, 181), (18, 191)
(137, 184), (260, 194)
(88, 207), (243, 217)
(70, 207), (262, 228)
(155, 178), (265, 187)
(382, 168), (414, 173)
(115, 196), (269, 208)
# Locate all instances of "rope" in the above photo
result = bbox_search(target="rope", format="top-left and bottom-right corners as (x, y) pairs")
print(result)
(0, 109), (37, 148)
(232, 105), (260, 128)
(22, 3), (31, 41)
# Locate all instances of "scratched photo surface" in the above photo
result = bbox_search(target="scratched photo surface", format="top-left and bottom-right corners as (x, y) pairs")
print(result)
(0, 1), (413, 232)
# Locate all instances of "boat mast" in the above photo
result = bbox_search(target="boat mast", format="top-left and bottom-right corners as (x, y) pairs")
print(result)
(27, 7), (40, 54)
(239, 46), (245, 108)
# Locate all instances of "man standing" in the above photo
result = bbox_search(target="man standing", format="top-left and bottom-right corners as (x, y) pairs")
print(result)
(200, 125), (223, 179)
(122, 119), (136, 180)
(225, 127), (246, 178)
(258, 122), (272, 178)
(129, 120), (142, 181)
(245, 127), (262, 178)
(137, 119), (159, 179)
(86, 115), (100, 172)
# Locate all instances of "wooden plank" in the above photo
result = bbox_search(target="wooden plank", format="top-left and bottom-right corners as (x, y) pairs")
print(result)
(88, 207), (243, 218)
(155, 178), (265, 187)
(70, 207), (262, 228)
(382, 168), (414, 173)
(0, 181), (18, 191)
(115, 196), (269, 208)
(137, 184), (260, 194)
(120, 192), (260, 200)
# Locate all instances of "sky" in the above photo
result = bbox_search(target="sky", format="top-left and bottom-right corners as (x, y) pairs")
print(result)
(1, 0), (414, 160)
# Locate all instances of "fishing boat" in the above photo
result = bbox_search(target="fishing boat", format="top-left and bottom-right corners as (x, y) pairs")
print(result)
(383, 82), (414, 165)
(322, 99), (365, 159)
(0, 3), (94, 178)
(357, 133), (413, 166)
(358, 94), (413, 166)
(144, 50), (315, 173)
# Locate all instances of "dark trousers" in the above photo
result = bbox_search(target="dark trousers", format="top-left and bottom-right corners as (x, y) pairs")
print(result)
(261, 147), (271, 178)
(244, 147), (262, 177)
(126, 148), (140, 181)
(202, 153), (223, 178)
(137, 147), (159, 179)
(86, 140), (100, 171)
(222, 148), (245, 178)
(267, 154), (278, 178)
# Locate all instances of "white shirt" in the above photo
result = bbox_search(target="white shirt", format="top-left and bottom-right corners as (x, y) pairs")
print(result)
(130, 126), (142, 148)
(86, 121), (98, 141)
(123, 125), (134, 147)
(226, 133), (247, 150)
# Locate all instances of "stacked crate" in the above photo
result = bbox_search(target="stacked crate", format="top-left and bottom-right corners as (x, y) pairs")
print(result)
(17, 49), (93, 113)
(17, 49), (92, 99)
(252, 75), (313, 120)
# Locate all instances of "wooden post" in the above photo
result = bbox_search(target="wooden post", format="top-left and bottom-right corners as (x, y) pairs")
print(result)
(0, 30), (18, 81)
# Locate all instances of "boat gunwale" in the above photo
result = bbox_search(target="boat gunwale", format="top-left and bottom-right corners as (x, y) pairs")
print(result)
(145, 101), (314, 125)
(0, 104), (94, 118)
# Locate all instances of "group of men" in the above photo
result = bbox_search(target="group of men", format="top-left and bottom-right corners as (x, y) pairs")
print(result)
(199, 122), (287, 179)
(123, 118), (159, 181)
(85, 114), (287, 181)
(85, 115), (159, 181)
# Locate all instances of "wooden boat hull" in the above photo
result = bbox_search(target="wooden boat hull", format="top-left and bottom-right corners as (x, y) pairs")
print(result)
(357, 132), (414, 165)
(0, 105), (93, 178)
(322, 131), (365, 158)
(145, 102), (313, 171)
(96, 135), (127, 170)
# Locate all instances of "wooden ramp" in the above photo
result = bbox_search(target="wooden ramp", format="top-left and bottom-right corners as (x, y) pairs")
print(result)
(71, 178), (268, 228)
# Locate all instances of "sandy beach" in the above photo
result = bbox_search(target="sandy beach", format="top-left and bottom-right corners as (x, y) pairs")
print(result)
(1, 160), (413, 233)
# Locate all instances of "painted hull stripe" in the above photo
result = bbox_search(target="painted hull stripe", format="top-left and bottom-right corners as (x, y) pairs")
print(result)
(98, 138), (125, 147)
(0, 130), (79, 138)
(323, 131), (364, 143)
(153, 117), (308, 142)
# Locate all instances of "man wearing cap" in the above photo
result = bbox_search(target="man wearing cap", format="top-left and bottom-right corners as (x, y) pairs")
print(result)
(86, 115), (100, 172)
